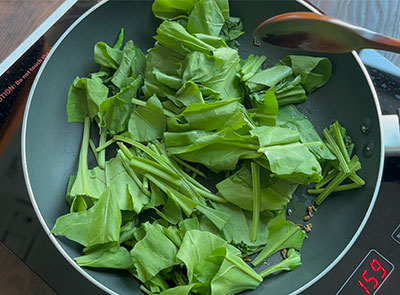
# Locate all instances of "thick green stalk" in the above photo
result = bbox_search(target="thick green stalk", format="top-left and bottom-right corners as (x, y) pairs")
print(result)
(131, 98), (147, 107)
(79, 117), (91, 195)
(323, 128), (350, 173)
(145, 174), (197, 216)
(251, 162), (261, 242)
(171, 155), (207, 179)
(139, 285), (153, 295)
(333, 122), (350, 163)
(117, 150), (151, 197)
(315, 169), (338, 189)
(192, 185), (227, 203)
(130, 158), (181, 186)
(97, 128), (107, 169)
(89, 139), (99, 164)
(131, 155), (180, 179)
(117, 142), (134, 160)
(349, 173), (365, 186)
(114, 135), (168, 167)
(316, 157), (361, 205)
(96, 138), (116, 152)
(308, 183), (363, 194)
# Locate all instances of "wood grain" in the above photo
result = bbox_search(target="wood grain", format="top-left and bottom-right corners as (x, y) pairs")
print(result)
(0, 242), (57, 295)
(309, 0), (400, 66)
(0, 0), (64, 62)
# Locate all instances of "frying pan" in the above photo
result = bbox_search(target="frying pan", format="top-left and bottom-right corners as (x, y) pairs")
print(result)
(21, 0), (387, 294)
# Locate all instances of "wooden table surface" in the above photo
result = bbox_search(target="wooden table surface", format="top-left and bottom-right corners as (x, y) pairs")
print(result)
(0, 0), (65, 63)
(0, 242), (56, 295)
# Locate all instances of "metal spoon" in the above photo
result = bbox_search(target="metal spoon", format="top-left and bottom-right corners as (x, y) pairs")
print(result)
(255, 12), (400, 54)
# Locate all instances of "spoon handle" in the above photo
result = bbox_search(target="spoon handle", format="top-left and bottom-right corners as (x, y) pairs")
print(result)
(364, 33), (400, 54)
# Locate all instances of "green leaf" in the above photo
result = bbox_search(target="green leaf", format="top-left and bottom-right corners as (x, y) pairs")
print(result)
(176, 81), (204, 106)
(176, 229), (227, 282)
(219, 16), (244, 48)
(196, 204), (231, 230)
(246, 65), (293, 89)
(143, 44), (184, 99)
(66, 77), (109, 122)
(187, 0), (225, 36)
(277, 105), (336, 161)
(153, 68), (182, 90)
(216, 165), (297, 212)
(278, 55), (332, 93)
(75, 246), (134, 269)
(52, 187), (121, 248)
(203, 47), (243, 99)
(113, 28), (124, 50)
(240, 54), (266, 82)
(94, 41), (122, 70)
(152, 0), (199, 20)
(111, 40), (146, 89)
(210, 247), (262, 295)
(180, 99), (249, 131)
(260, 142), (322, 184)
(259, 248), (302, 278)
(213, 202), (273, 254)
(250, 126), (300, 147)
(70, 166), (106, 201)
(165, 128), (258, 172)
(160, 284), (196, 295)
(105, 156), (149, 213)
(99, 95), (130, 135)
(154, 20), (216, 56)
(128, 94), (166, 142)
(70, 195), (88, 213)
(131, 222), (178, 282)
(69, 117), (106, 200)
(152, 0), (230, 21)
(252, 211), (306, 266)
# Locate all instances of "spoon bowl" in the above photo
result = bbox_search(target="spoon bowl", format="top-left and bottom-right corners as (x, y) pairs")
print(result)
(255, 12), (400, 54)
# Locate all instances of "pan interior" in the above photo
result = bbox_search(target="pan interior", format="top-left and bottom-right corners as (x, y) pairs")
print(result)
(23, 1), (382, 294)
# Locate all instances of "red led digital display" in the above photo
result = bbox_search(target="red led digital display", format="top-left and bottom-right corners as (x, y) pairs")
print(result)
(336, 250), (394, 295)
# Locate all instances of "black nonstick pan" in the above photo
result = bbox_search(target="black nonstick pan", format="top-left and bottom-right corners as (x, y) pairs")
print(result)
(21, 0), (387, 294)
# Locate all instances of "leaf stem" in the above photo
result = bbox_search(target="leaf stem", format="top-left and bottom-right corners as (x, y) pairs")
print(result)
(98, 128), (107, 169)
(96, 138), (116, 152)
(171, 155), (207, 179)
(308, 183), (363, 194)
(315, 169), (338, 189)
(323, 128), (350, 173)
(79, 117), (91, 195)
(333, 122), (350, 162)
(251, 162), (261, 242)
(130, 158), (181, 186)
(316, 156), (361, 205)
(118, 150), (151, 197)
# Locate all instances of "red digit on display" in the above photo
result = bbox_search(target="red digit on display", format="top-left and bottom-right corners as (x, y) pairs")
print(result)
(361, 270), (379, 289)
(370, 259), (387, 278)
(358, 280), (371, 294)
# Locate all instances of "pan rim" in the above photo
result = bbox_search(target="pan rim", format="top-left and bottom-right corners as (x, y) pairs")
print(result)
(292, 0), (384, 294)
(21, 0), (385, 294)
(21, 0), (119, 294)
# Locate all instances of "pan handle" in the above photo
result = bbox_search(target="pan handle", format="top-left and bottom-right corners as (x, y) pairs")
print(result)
(382, 113), (400, 156)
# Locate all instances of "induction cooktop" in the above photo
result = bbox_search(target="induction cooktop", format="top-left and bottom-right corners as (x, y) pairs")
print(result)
(0, 1), (399, 294)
